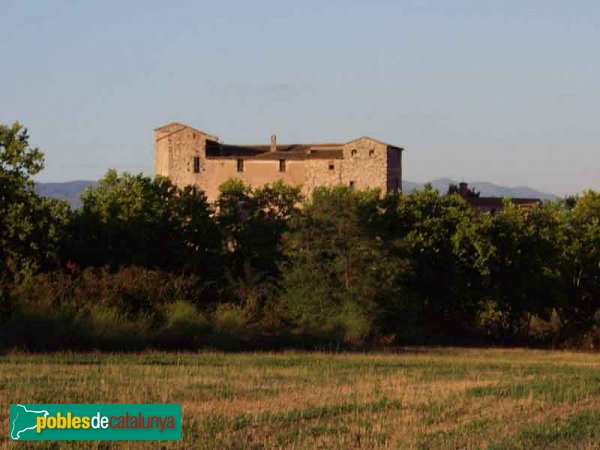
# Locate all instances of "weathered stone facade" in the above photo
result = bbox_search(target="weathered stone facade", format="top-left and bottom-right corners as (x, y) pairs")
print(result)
(154, 123), (403, 202)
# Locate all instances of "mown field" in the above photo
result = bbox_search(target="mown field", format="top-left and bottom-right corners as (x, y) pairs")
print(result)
(1, 349), (599, 449)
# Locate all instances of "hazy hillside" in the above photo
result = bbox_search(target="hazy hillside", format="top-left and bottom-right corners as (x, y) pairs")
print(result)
(35, 179), (558, 208)
(402, 178), (558, 200)
(35, 181), (98, 208)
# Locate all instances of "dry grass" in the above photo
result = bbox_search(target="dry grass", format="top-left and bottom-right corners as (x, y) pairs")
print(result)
(1, 348), (599, 449)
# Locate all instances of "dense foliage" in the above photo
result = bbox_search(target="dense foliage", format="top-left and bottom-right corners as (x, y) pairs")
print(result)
(1, 123), (598, 350)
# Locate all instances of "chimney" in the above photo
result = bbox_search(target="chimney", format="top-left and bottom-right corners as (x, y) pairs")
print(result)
(459, 182), (468, 197)
(270, 134), (277, 152)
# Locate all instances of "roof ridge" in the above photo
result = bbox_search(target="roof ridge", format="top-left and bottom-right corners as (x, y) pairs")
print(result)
(154, 122), (219, 141)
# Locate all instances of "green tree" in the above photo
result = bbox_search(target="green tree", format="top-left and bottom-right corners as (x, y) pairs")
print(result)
(282, 186), (410, 343)
(390, 186), (488, 340)
(215, 180), (301, 324)
(483, 201), (566, 341)
(0, 122), (70, 316)
(216, 179), (301, 277)
(555, 190), (600, 341)
(70, 170), (221, 274)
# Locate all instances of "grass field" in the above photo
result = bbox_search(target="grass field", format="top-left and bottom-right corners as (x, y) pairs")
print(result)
(1, 349), (599, 449)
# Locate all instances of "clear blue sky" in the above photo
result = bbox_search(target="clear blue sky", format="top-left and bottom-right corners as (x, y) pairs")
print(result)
(1, 0), (598, 195)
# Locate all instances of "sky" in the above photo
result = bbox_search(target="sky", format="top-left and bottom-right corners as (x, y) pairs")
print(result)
(1, 0), (598, 196)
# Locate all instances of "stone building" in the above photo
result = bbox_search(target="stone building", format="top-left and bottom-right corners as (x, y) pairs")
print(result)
(154, 122), (404, 201)
(457, 182), (541, 213)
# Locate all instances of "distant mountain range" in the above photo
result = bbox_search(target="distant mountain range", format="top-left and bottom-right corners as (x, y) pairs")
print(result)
(35, 180), (98, 209)
(402, 178), (558, 200)
(35, 178), (558, 208)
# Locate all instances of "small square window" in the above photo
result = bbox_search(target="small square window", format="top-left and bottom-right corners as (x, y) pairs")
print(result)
(369, 149), (375, 157)
(349, 181), (355, 189)
(237, 159), (244, 172)
(351, 149), (357, 156)
(279, 159), (286, 172)
(193, 156), (201, 173)
(328, 162), (335, 170)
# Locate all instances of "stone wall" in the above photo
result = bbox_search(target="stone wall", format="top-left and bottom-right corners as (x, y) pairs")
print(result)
(199, 158), (307, 201)
(302, 158), (344, 198)
(339, 138), (389, 193)
(154, 125), (206, 189)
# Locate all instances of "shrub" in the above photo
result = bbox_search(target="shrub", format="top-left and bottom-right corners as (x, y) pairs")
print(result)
(81, 305), (151, 350)
(154, 301), (210, 349)
(10, 267), (204, 317)
(213, 303), (248, 333)
(0, 302), (82, 351)
(335, 306), (373, 345)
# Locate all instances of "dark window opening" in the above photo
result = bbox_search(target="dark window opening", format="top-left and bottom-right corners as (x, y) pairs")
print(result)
(349, 181), (355, 189)
(369, 149), (375, 156)
(279, 159), (286, 172)
(237, 159), (244, 172)
(328, 162), (335, 170)
(206, 139), (220, 156)
(193, 156), (201, 173)
(351, 149), (357, 156)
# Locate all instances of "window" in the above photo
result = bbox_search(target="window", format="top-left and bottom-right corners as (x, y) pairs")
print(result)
(369, 149), (375, 157)
(349, 181), (355, 189)
(279, 159), (286, 172)
(193, 156), (201, 173)
(328, 162), (335, 170)
(237, 159), (244, 172)
(351, 149), (357, 156)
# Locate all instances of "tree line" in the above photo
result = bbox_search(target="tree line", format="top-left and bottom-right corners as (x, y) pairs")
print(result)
(1, 122), (598, 350)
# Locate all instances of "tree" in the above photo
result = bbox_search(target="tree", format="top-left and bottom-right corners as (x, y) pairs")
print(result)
(0, 122), (69, 316)
(215, 180), (301, 323)
(483, 201), (566, 341)
(70, 170), (221, 274)
(282, 186), (410, 343)
(392, 185), (488, 341)
(555, 190), (600, 342)
(216, 179), (301, 278)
